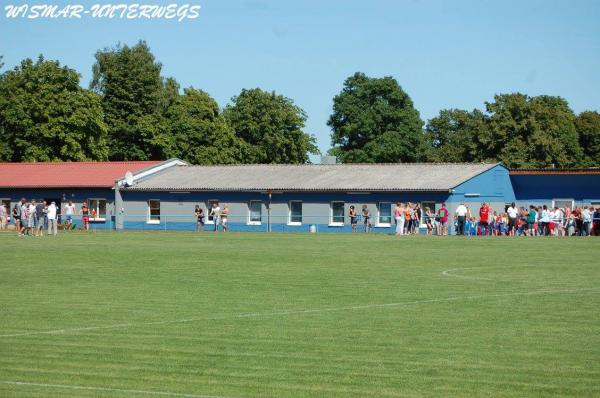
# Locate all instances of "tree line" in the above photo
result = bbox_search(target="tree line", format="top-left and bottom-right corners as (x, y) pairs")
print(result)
(1, 42), (598, 168)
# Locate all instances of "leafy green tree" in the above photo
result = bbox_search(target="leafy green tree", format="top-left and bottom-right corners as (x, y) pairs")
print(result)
(0, 56), (108, 161)
(485, 94), (583, 168)
(223, 88), (318, 163)
(164, 88), (244, 164)
(328, 72), (425, 163)
(425, 109), (490, 162)
(575, 111), (600, 167)
(91, 41), (169, 160)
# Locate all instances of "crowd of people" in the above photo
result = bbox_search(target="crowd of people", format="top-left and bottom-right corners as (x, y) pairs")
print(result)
(194, 201), (229, 232)
(387, 201), (600, 237)
(0, 198), (89, 236)
(2, 197), (599, 237)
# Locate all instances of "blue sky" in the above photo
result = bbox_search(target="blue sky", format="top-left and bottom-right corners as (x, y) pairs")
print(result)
(1, 0), (599, 154)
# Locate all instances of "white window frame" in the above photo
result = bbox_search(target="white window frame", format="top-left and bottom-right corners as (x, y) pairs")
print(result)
(248, 200), (262, 225)
(147, 199), (161, 224)
(288, 201), (303, 226)
(88, 198), (107, 222)
(330, 201), (345, 226)
(376, 202), (392, 227)
(552, 198), (574, 210)
(205, 199), (219, 224)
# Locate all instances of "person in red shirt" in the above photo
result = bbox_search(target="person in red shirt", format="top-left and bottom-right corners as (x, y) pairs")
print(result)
(437, 203), (449, 236)
(479, 202), (490, 236)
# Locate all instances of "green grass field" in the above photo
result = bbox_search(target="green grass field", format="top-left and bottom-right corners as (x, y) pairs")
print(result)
(1, 232), (599, 398)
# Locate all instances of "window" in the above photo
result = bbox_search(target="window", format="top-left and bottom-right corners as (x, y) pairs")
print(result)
(289, 201), (302, 225)
(249, 201), (262, 225)
(378, 202), (392, 226)
(148, 199), (160, 224)
(421, 201), (436, 226)
(552, 199), (574, 210)
(88, 198), (107, 221)
(206, 200), (219, 224)
(330, 201), (345, 225)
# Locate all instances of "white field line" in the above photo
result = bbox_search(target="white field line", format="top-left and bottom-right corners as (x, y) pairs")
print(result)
(0, 380), (237, 398)
(441, 267), (493, 281)
(1, 287), (598, 338)
(441, 263), (562, 281)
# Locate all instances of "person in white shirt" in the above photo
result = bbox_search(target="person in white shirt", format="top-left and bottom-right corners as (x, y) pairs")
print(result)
(63, 200), (76, 225)
(506, 203), (519, 237)
(455, 202), (468, 235)
(0, 204), (6, 230)
(209, 202), (221, 232)
(582, 206), (592, 236)
(540, 205), (550, 236)
(47, 201), (58, 236)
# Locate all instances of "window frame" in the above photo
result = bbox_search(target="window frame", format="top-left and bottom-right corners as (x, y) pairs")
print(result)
(147, 199), (161, 224)
(205, 199), (219, 225)
(330, 201), (345, 226)
(288, 201), (303, 226)
(552, 198), (575, 210)
(376, 202), (392, 227)
(248, 200), (262, 225)
(88, 198), (107, 222)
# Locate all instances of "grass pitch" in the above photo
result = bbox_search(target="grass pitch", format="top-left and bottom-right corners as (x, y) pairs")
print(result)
(1, 232), (599, 398)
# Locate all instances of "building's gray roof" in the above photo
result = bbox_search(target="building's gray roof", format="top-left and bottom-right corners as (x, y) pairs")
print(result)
(123, 163), (501, 192)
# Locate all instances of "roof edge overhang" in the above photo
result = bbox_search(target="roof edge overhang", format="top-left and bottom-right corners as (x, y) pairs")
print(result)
(121, 188), (453, 193)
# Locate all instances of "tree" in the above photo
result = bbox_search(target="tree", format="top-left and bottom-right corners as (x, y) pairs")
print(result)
(164, 88), (244, 164)
(223, 88), (318, 163)
(91, 41), (169, 160)
(0, 56), (108, 162)
(485, 94), (583, 168)
(575, 111), (600, 167)
(425, 109), (489, 163)
(328, 72), (425, 163)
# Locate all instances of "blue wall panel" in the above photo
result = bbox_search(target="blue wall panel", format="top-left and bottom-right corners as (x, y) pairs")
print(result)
(452, 165), (515, 203)
(511, 174), (600, 202)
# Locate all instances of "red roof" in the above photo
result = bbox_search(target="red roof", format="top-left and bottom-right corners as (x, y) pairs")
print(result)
(0, 161), (161, 188)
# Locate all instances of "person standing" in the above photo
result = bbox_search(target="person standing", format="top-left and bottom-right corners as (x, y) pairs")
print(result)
(362, 205), (371, 233)
(63, 200), (76, 226)
(540, 205), (550, 236)
(527, 205), (537, 236)
(0, 202), (6, 230)
(478, 202), (490, 236)
(221, 204), (229, 232)
(12, 205), (21, 235)
(455, 202), (468, 236)
(210, 202), (221, 232)
(593, 207), (600, 236)
(80, 202), (90, 231)
(26, 201), (35, 236)
(582, 206), (592, 237)
(34, 199), (46, 237)
(437, 203), (449, 236)
(194, 205), (205, 232)
(506, 202), (518, 237)
(412, 204), (421, 234)
(349, 205), (358, 233)
(403, 203), (412, 235)
(47, 201), (58, 236)
(394, 202), (404, 236)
